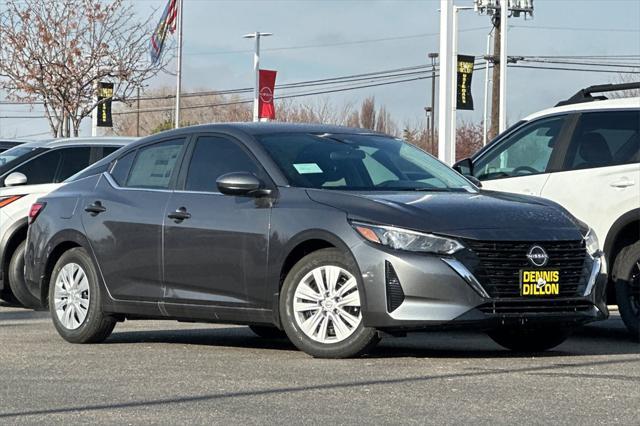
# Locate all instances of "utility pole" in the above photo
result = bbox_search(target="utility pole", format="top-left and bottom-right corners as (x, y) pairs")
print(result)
(475, 0), (534, 138)
(428, 52), (438, 153)
(243, 32), (273, 122)
(482, 29), (493, 146)
(489, 14), (501, 140)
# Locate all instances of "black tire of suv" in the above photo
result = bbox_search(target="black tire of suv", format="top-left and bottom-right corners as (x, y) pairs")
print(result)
(249, 325), (288, 339)
(49, 247), (116, 344)
(487, 327), (571, 352)
(279, 248), (380, 358)
(613, 241), (640, 341)
(8, 241), (41, 309)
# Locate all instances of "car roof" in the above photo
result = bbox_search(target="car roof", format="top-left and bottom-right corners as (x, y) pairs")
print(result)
(524, 97), (640, 121)
(16, 136), (138, 150)
(139, 122), (388, 140)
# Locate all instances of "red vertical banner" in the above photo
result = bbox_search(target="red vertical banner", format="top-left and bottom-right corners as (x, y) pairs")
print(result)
(258, 69), (277, 120)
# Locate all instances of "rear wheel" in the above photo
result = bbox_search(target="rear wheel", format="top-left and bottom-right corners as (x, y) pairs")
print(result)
(488, 326), (571, 352)
(249, 325), (288, 339)
(49, 247), (116, 343)
(613, 241), (640, 340)
(8, 241), (41, 308)
(280, 248), (379, 358)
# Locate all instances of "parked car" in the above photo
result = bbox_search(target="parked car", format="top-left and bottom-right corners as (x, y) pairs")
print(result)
(454, 84), (640, 339)
(0, 137), (136, 307)
(0, 139), (28, 154)
(26, 124), (607, 358)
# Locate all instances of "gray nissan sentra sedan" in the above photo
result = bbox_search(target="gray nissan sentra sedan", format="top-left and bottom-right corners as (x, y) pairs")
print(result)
(25, 123), (608, 358)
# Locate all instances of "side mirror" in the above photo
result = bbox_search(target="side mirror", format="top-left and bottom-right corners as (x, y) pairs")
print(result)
(464, 175), (482, 188)
(452, 157), (473, 175)
(4, 172), (27, 187)
(216, 172), (271, 197)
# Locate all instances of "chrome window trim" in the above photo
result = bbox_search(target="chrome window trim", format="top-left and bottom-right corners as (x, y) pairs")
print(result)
(103, 171), (172, 193)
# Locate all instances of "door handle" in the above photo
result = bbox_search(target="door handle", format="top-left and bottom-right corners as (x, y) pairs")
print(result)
(610, 179), (635, 188)
(167, 207), (191, 222)
(84, 201), (106, 215)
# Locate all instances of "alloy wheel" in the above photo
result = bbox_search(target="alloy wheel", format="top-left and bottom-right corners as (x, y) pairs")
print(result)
(293, 265), (362, 344)
(53, 263), (90, 330)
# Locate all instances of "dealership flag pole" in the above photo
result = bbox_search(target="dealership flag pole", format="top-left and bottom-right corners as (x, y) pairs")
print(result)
(243, 32), (273, 122)
(437, 0), (453, 165)
(174, 0), (183, 129)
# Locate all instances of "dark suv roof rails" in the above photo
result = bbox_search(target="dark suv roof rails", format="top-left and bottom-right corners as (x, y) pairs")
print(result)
(555, 82), (640, 107)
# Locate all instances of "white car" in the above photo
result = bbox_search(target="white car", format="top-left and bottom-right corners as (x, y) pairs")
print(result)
(455, 84), (640, 338)
(0, 137), (136, 307)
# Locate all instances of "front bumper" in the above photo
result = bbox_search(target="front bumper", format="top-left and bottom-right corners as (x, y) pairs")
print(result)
(351, 242), (608, 330)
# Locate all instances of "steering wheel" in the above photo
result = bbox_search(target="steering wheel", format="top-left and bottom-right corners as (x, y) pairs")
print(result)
(512, 166), (538, 175)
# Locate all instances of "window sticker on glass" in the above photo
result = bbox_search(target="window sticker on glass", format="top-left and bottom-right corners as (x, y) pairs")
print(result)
(293, 163), (323, 174)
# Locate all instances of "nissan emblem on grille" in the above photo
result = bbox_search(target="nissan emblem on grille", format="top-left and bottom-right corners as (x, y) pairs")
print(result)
(526, 245), (549, 267)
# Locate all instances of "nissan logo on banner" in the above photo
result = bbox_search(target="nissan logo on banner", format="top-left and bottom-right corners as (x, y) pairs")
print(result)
(258, 69), (277, 120)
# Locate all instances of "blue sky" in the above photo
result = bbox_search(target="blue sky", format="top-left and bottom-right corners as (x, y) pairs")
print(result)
(2, 0), (639, 138)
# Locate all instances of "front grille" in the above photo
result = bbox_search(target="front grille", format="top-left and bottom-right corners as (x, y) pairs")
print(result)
(463, 240), (590, 298)
(478, 300), (594, 315)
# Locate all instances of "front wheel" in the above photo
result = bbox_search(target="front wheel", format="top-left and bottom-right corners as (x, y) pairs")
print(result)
(49, 247), (116, 343)
(280, 248), (379, 358)
(613, 241), (640, 340)
(488, 326), (571, 352)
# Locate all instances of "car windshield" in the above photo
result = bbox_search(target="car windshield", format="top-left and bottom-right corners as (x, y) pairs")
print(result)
(0, 146), (37, 166)
(257, 133), (476, 192)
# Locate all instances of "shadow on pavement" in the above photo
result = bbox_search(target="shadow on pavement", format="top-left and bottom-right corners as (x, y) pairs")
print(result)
(103, 317), (639, 359)
(0, 356), (637, 419)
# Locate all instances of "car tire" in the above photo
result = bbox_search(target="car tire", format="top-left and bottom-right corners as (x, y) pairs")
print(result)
(279, 248), (379, 358)
(49, 247), (116, 344)
(487, 326), (571, 352)
(249, 325), (288, 339)
(8, 241), (41, 309)
(613, 241), (640, 340)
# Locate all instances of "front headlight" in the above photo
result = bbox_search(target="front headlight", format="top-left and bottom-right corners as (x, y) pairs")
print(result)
(351, 221), (464, 254)
(584, 227), (600, 257)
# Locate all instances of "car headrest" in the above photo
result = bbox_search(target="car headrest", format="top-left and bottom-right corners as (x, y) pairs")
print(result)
(578, 132), (612, 165)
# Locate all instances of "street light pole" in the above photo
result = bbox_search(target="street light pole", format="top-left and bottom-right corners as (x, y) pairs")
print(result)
(243, 32), (272, 122)
(428, 52), (438, 152)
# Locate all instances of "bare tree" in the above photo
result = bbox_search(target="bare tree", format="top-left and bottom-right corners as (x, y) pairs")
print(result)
(0, 0), (165, 137)
(609, 71), (640, 98)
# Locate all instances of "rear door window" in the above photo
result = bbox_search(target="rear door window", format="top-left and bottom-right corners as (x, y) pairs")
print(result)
(125, 139), (185, 189)
(564, 110), (640, 170)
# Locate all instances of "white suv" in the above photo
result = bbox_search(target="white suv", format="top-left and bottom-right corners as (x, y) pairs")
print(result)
(455, 85), (640, 338)
(0, 137), (136, 307)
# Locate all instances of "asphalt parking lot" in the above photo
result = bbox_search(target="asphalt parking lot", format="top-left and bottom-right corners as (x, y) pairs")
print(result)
(0, 304), (638, 425)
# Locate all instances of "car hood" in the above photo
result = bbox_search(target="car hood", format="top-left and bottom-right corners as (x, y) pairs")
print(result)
(305, 189), (584, 241)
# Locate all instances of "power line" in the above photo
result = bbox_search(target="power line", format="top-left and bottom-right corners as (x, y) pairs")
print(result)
(185, 28), (487, 56)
